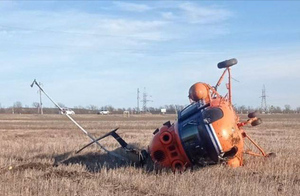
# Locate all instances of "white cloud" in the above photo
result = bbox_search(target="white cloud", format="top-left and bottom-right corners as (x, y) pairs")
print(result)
(0, 6), (179, 107)
(0, 9), (171, 63)
(179, 2), (232, 24)
(161, 12), (176, 20)
(96, 19), (169, 41)
(113, 1), (151, 12)
(6, 1), (294, 109)
(235, 47), (300, 80)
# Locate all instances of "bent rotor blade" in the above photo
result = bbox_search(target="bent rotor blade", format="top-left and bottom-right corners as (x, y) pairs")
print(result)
(30, 79), (127, 161)
(76, 127), (131, 155)
(76, 128), (120, 154)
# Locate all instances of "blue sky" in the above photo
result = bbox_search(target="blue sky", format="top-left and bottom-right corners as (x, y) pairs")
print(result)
(1, 1), (300, 109)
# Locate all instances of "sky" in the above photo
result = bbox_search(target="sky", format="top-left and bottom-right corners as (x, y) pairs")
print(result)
(1, 0), (300, 109)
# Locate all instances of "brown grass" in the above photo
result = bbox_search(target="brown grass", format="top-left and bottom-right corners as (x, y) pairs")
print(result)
(0, 114), (299, 196)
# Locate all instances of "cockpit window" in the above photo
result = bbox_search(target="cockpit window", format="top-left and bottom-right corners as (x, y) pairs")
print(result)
(202, 108), (223, 124)
(179, 111), (220, 164)
(178, 102), (209, 122)
(180, 119), (209, 163)
(181, 122), (199, 144)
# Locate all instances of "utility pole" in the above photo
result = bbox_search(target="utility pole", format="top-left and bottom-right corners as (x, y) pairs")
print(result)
(137, 88), (140, 113)
(38, 82), (43, 114)
(260, 85), (267, 113)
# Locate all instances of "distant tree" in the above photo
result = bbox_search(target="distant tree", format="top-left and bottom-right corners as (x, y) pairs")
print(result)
(13, 101), (22, 108)
(237, 105), (247, 114)
(275, 106), (282, 113)
(13, 101), (23, 114)
(100, 105), (114, 112)
(0, 104), (4, 113)
(269, 105), (275, 113)
(296, 107), (300, 114)
(175, 105), (185, 111)
(32, 102), (39, 108)
(116, 108), (123, 114)
(106, 105), (115, 111)
(72, 105), (88, 114)
(87, 105), (98, 111)
(74, 105), (85, 109)
(247, 106), (254, 113)
(268, 105), (282, 113)
(284, 105), (291, 113)
(148, 107), (153, 111)
(166, 105), (176, 113)
(126, 107), (132, 112)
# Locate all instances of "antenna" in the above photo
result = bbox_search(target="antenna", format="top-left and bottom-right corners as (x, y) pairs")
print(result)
(260, 85), (267, 113)
(137, 88), (140, 113)
(142, 87), (152, 112)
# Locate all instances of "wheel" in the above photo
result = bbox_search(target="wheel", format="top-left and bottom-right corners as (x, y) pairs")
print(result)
(217, 58), (238, 69)
(251, 118), (262, 126)
(248, 111), (258, 118)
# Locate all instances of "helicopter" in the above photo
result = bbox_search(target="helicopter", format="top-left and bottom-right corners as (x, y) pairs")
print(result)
(31, 58), (273, 172)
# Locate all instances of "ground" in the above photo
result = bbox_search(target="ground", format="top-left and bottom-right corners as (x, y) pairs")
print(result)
(0, 114), (299, 196)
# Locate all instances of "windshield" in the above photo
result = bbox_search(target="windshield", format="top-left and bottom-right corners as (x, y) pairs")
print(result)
(181, 119), (209, 163)
(179, 109), (220, 165)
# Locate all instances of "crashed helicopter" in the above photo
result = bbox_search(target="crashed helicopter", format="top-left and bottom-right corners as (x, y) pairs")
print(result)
(31, 58), (273, 172)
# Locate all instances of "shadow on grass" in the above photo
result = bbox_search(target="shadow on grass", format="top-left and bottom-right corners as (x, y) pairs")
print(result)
(53, 148), (154, 173)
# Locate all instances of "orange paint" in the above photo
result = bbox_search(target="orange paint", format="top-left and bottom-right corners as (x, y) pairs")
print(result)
(148, 59), (269, 171)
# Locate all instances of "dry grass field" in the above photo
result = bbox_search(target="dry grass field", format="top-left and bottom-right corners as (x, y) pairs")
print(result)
(0, 113), (299, 196)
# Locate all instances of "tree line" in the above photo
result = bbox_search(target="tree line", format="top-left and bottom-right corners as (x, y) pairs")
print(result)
(0, 101), (299, 114)
(0, 102), (186, 114)
(234, 104), (300, 114)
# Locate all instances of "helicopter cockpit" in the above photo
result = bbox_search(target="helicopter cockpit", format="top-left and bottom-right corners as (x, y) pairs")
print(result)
(178, 101), (224, 166)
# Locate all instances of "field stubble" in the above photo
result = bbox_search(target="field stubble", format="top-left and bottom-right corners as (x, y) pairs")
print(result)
(0, 114), (299, 196)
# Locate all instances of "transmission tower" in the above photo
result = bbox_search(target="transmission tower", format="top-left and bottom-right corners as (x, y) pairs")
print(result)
(137, 88), (140, 113)
(260, 85), (267, 113)
(142, 87), (152, 112)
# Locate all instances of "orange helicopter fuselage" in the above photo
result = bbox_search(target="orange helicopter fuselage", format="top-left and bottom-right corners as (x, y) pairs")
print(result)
(149, 91), (244, 171)
(148, 59), (268, 171)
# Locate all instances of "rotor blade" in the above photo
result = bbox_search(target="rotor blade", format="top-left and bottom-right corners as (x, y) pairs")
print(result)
(31, 79), (127, 161)
(110, 131), (128, 148)
(76, 128), (119, 154)
(30, 79), (36, 88)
